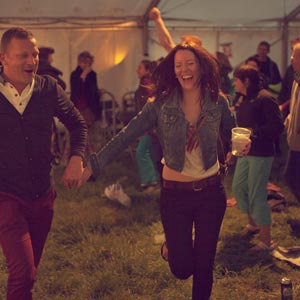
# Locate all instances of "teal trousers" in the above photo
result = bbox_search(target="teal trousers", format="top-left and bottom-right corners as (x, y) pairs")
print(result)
(135, 135), (159, 187)
(232, 156), (273, 225)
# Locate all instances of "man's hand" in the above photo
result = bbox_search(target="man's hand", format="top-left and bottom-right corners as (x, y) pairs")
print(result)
(61, 155), (84, 188)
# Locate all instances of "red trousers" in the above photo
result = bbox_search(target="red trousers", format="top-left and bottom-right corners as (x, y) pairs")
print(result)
(0, 190), (55, 300)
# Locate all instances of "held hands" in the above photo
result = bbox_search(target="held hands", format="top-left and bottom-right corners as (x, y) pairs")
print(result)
(61, 156), (84, 188)
(61, 156), (94, 188)
(81, 165), (93, 185)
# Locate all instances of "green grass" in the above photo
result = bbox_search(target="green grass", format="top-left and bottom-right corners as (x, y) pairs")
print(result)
(0, 136), (300, 300)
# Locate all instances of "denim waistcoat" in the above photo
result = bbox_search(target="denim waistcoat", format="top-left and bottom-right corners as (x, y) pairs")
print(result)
(90, 87), (235, 176)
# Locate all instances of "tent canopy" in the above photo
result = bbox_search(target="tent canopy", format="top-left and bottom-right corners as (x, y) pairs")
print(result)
(0, 0), (300, 102)
(0, 0), (299, 28)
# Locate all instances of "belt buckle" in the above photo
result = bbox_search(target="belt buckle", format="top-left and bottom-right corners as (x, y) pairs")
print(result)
(192, 180), (203, 191)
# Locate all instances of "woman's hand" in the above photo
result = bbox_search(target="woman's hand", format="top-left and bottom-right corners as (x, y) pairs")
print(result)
(241, 139), (251, 156)
(78, 165), (93, 187)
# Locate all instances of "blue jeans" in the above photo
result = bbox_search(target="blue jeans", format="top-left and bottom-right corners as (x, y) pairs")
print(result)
(160, 185), (226, 300)
(232, 156), (273, 225)
(135, 135), (159, 187)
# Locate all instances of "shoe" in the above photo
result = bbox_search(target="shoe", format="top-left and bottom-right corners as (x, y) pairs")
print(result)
(249, 240), (276, 252)
(104, 183), (131, 207)
(240, 224), (260, 236)
(160, 241), (168, 261)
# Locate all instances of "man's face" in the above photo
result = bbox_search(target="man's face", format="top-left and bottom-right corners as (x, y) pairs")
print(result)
(257, 44), (269, 60)
(291, 45), (300, 73)
(0, 37), (39, 90)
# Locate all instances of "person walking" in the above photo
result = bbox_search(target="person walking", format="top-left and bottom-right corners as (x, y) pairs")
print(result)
(0, 27), (87, 300)
(81, 38), (238, 300)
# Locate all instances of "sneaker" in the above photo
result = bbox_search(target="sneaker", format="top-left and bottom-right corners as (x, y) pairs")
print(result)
(104, 183), (131, 207)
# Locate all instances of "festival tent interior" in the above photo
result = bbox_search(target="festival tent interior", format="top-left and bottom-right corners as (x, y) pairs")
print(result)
(0, 0), (300, 104)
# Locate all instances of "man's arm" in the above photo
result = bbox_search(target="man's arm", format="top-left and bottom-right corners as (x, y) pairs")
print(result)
(55, 84), (88, 188)
(149, 7), (175, 53)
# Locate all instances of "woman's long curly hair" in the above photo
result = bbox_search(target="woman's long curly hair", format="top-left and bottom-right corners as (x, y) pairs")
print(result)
(151, 38), (221, 102)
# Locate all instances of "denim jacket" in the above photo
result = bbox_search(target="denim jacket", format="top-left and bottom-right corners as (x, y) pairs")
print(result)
(90, 87), (235, 177)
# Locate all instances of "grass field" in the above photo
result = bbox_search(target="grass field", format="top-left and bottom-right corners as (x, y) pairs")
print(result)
(0, 135), (300, 300)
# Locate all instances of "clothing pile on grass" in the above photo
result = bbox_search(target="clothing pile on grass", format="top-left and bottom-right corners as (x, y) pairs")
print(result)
(227, 182), (286, 212)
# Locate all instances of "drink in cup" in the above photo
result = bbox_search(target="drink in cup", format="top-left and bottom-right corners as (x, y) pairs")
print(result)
(231, 127), (251, 156)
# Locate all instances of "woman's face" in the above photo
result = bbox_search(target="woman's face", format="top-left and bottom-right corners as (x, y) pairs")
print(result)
(233, 77), (247, 95)
(174, 49), (200, 92)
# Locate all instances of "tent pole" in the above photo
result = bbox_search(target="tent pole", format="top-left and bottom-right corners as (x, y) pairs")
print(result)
(140, 0), (161, 56)
(281, 20), (289, 72)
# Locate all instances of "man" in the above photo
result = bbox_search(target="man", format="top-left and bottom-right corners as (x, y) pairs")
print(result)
(250, 41), (282, 85)
(37, 46), (66, 90)
(278, 38), (300, 119)
(0, 27), (87, 299)
(285, 42), (300, 201)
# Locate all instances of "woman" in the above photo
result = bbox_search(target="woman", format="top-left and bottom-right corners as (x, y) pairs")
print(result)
(70, 51), (101, 127)
(70, 51), (101, 170)
(82, 39), (236, 300)
(231, 65), (284, 251)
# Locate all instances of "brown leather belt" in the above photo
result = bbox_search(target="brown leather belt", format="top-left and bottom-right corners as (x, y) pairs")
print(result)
(162, 173), (221, 191)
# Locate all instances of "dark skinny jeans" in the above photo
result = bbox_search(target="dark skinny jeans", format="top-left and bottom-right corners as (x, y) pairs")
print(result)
(160, 184), (226, 300)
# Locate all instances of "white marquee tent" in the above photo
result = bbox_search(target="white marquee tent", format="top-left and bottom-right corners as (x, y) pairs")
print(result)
(0, 0), (300, 102)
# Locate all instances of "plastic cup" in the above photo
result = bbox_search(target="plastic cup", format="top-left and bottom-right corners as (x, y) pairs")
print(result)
(231, 127), (251, 156)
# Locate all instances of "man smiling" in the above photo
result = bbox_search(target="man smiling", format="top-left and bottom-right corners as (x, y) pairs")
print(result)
(0, 27), (87, 300)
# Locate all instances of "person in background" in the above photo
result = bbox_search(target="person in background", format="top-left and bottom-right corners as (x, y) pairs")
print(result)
(215, 51), (233, 95)
(231, 65), (284, 251)
(0, 27), (87, 300)
(70, 51), (101, 172)
(245, 56), (281, 155)
(277, 38), (300, 119)
(284, 42), (300, 202)
(134, 59), (160, 191)
(37, 46), (68, 166)
(149, 7), (202, 52)
(248, 41), (282, 87)
(80, 38), (237, 300)
(245, 56), (269, 89)
(70, 51), (101, 127)
(37, 46), (66, 90)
